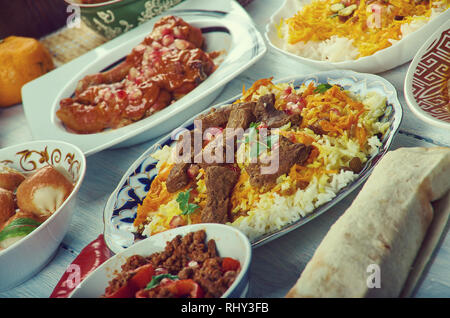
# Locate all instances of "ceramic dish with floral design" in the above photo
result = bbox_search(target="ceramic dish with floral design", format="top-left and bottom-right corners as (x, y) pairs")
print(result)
(22, 4), (266, 156)
(0, 140), (86, 291)
(65, 0), (185, 39)
(102, 70), (402, 254)
(66, 0), (254, 39)
(404, 19), (450, 130)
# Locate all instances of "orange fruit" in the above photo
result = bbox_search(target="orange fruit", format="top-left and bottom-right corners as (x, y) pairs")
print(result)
(0, 36), (54, 107)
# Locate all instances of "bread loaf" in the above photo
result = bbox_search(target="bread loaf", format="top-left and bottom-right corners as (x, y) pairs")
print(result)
(286, 147), (450, 298)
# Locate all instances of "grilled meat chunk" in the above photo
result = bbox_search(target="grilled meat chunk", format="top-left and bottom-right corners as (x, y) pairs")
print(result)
(196, 107), (232, 131)
(254, 94), (302, 128)
(201, 165), (240, 224)
(226, 107), (256, 130)
(166, 162), (191, 193)
(245, 135), (311, 189)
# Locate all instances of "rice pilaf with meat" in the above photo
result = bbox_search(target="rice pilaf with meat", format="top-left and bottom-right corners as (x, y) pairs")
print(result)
(133, 78), (390, 241)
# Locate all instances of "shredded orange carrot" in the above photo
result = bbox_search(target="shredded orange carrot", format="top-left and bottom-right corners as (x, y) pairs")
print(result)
(302, 82), (317, 98)
(236, 77), (274, 103)
(134, 163), (173, 227)
(355, 126), (368, 148)
(230, 169), (259, 212)
(301, 85), (367, 138)
(280, 0), (446, 58)
(289, 164), (338, 184)
(279, 130), (316, 145)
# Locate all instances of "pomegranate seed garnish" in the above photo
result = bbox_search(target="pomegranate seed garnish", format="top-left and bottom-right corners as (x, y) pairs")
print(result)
(161, 28), (172, 36)
(117, 90), (127, 100)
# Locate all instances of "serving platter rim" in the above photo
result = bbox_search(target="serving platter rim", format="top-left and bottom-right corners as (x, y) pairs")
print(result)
(102, 69), (403, 254)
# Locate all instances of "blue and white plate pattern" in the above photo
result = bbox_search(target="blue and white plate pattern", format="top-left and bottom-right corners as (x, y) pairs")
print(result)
(103, 70), (403, 254)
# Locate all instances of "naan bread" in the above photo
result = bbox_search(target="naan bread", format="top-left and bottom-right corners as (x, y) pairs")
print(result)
(286, 147), (450, 298)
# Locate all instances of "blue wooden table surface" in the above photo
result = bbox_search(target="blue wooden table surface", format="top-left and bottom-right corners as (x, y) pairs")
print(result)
(0, 0), (449, 298)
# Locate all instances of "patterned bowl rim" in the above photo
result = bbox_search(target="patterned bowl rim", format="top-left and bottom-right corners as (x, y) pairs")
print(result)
(102, 70), (403, 254)
(64, 0), (126, 8)
(404, 19), (450, 130)
(0, 140), (87, 256)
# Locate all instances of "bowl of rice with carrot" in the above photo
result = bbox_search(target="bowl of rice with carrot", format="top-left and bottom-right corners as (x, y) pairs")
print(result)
(103, 70), (402, 253)
(266, 0), (449, 73)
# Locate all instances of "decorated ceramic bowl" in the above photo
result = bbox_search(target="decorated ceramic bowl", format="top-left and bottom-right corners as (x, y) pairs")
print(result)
(70, 223), (252, 298)
(0, 140), (86, 291)
(404, 19), (450, 130)
(65, 0), (185, 39)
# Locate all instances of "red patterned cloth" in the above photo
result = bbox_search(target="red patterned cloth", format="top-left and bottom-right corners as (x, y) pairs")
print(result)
(50, 235), (111, 298)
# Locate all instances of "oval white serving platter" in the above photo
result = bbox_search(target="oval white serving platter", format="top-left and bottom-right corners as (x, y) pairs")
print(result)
(265, 0), (450, 73)
(22, 4), (266, 156)
(404, 19), (450, 130)
(102, 70), (403, 254)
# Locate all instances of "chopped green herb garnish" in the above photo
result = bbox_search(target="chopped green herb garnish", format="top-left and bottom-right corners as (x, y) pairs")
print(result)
(145, 274), (179, 290)
(0, 225), (36, 242)
(4, 218), (41, 228)
(249, 122), (260, 129)
(0, 218), (41, 242)
(176, 189), (199, 215)
(314, 83), (333, 94)
(266, 134), (278, 149)
(249, 134), (278, 159)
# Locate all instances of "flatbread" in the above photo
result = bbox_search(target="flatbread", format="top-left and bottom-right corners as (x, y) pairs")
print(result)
(286, 147), (450, 298)
(400, 191), (450, 297)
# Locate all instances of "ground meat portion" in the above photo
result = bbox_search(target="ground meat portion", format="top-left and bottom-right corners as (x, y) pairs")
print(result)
(193, 257), (238, 298)
(148, 230), (217, 273)
(103, 270), (135, 296)
(103, 230), (240, 298)
(121, 254), (148, 272)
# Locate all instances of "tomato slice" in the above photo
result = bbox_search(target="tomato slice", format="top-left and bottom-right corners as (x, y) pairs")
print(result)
(130, 264), (155, 289)
(104, 264), (154, 298)
(166, 279), (204, 298)
(222, 257), (240, 273)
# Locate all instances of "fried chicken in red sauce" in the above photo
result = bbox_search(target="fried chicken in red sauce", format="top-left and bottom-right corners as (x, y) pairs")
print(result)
(56, 16), (216, 134)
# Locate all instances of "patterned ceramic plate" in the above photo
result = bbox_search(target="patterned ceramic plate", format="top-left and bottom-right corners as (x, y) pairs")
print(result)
(65, 0), (255, 40)
(22, 4), (266, 156)
(404, 19), (450, 130)
(265, 0), (450, 73)
(102, 70), (403, 254)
